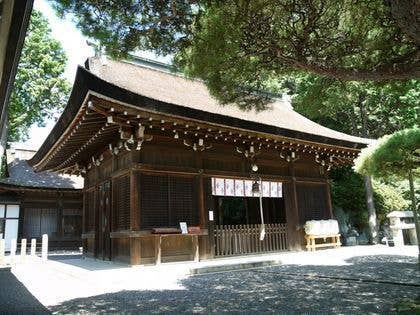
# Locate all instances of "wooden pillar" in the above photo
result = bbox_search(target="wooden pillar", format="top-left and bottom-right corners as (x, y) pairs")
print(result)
(130, 169), (141, 265)
(93, 167), (99, 258)
(284, 162), (301, 250)
(82, 185), (87, 254)
(57, 192), (64, 243)
(154, 235), (162, 265)
(325, 179), (334, 219)
(197, 173), (209, 261)
(204, 177), (216, 258)
(192, 235), (199, 262)
(18, 193), (25, 241)
(111, 154), (118, 173)
(198, 174), (206, 228)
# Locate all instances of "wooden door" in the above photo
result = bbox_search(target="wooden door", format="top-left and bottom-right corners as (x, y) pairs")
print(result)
(98, 181), (111, 260)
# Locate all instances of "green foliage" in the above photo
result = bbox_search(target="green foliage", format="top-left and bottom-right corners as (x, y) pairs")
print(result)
(51, 0), (202, 58)
(52, 0), (419, 110)
(9, 10), (70, 141)
(330, 167), (369, 229)
(372, 180), (410, 224)
(395, 297), (420, 315)
(354, 127), (420, 179)
(289, 75), (419, 138)
(331, 167), (411, 228)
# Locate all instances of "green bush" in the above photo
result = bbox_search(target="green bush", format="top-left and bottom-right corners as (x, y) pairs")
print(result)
(330, 167), (410, 229)
(372, 180), (410, 224)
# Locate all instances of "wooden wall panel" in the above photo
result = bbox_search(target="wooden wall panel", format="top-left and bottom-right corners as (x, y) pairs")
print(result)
(169, 176), (198, 227)
(140, 145), (197, 168)
(296, 183), (330, 224)
(99, 159), (112, 180)
(294, 163), (321, 178)
(140, 174), (169, 228)
(283, 181), (300, 250)
(139, 173), (198, 229)
(84, 189), (95, 232)
(20, 191), (82, 249)
(112, 175), (130, 231)
(203, 158), (243, 173)
(111, 238), (130, 264)
(161, 235), (193, 262)
(117, 152), (131, 170)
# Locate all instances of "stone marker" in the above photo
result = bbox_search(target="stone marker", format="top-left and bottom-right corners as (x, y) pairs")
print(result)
(21, 238), (27, 261)
(0, 239), (4, 265)
(41, 234), (48, 261)
(11, 239), (17, 264)
(30, 239), (36, 257)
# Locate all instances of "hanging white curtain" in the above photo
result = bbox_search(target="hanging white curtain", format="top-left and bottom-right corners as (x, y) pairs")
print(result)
(211, 178), (282, 198)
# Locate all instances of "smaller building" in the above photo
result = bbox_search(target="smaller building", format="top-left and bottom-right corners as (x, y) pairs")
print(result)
(0, 144), (83, 250)
(387, 211), (418, 246)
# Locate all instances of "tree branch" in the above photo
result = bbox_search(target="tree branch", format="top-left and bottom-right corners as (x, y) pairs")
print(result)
(389, 0), (420, 46)
(275, 47), (420, 80)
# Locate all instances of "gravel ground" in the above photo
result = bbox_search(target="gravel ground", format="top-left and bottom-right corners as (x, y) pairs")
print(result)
(0, 268), (50, 315)
(47, 253), (420, 314)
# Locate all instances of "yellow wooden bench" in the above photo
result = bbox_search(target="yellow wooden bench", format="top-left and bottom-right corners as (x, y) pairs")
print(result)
(305, 234), (341, 251)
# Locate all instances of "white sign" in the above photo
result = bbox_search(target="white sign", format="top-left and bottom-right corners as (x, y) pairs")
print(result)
(209, 211), (214, 221)
(259, 225), (266, 241)
(180, 222), (188, 234)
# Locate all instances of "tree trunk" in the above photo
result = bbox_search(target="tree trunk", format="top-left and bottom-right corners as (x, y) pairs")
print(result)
(408, 169), (420, 264)
(364, 175), (378, 244)
(359, 93), (378, 244)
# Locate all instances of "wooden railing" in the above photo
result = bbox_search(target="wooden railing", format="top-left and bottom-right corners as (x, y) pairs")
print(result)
(214, 223), (288, 257)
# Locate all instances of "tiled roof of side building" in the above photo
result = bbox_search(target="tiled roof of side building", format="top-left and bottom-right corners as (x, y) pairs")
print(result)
(0, 144), (83, 189)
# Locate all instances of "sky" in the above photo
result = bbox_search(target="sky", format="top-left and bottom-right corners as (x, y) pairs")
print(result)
(24, 0), (94, 148)
(25, 0), (170, 149)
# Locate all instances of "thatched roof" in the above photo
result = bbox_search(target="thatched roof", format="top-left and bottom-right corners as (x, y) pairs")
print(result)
(88, 57), (371, 146)
(29, 56), (372, 172)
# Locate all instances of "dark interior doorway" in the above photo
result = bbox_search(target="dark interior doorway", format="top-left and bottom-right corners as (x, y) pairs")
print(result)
(402, 229), (412, 245)
(214, 196), (286, 225)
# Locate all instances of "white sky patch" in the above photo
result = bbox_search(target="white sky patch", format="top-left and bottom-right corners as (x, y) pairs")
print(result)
(34, 0), (94, 82)
(24, 0), (170, 150)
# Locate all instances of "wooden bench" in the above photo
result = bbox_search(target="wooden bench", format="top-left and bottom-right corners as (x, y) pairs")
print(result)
(305, 234), (341, 251)
(153, 234), (199, 264)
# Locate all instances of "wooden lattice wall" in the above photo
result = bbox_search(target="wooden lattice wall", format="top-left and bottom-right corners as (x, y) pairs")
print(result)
(296, 183), (330, 224)
(139, 173), (198, 228)
(112, 175), (130, 231)
(84, 189), (95, 232)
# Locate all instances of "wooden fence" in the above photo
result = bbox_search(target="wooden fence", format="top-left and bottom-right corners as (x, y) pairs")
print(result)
(214, 223), (288, 257)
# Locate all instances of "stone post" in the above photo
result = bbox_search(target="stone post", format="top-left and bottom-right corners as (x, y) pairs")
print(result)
(30, 239), (36, 257)
(41, 234), (48, 261)
(0, 239), (4, 265)
(21, 239), (27, 261)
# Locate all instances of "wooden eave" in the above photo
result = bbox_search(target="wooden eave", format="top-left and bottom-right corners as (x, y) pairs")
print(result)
(30, 66), (364, 173)
(0, 1), (33, 133)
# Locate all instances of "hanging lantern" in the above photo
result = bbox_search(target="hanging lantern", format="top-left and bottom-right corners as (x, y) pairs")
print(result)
(251, 163), (258, 172)
(252, 180), (260, 194)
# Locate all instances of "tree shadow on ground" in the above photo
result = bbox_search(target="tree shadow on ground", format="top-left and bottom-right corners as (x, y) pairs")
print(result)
(48, 254), (419, 314)
(0, 268), (50, 315)
(269, 254), (420, 285)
